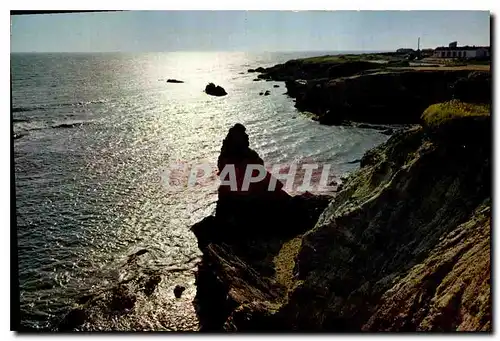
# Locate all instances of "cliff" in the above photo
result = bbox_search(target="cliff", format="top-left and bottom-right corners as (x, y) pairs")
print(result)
(254, 55), (491, 126)
(191, 101), (491, 332)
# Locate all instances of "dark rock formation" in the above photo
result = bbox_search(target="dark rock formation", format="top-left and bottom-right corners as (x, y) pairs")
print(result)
(253, 78), (262, 81)
(452, 71), (491, 103)
(264, 91), (270, 96)
(52, 122), (85, 129)
(284, 70), (490, 125)
(191, 123), (332, 331)
(273, 85), (280, 88)
(257, 60), (382, 82)
(259, 92), (264, 96)
(205, 83), (227, 97)
(248, 67), (265, 73)
(167, 79), (184, 83)
(280, 113), (491, 331)
(253, 56), (491, 126)
(191, 110), (491, 331)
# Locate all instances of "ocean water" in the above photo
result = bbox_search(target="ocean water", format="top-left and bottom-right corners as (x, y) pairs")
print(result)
(12, 51), (389, 331)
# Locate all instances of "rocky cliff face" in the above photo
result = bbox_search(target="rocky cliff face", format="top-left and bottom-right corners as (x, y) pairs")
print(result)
(191, 123), (332, 331)
(191, 108), (491, 331)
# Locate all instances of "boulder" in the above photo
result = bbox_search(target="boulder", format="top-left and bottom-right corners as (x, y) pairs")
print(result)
(166, 79), (184, 83)
(205, 83), (227, 97)
(174, 285), (186, 298)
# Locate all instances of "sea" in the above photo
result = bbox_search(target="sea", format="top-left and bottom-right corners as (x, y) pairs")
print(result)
(12, 51), (389, 331)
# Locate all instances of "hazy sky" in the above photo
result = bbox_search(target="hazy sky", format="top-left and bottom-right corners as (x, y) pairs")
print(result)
(10, 11), (490, 53)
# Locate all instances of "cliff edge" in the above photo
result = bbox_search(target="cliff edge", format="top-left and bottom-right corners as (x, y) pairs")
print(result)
(191, 101), (491, 332)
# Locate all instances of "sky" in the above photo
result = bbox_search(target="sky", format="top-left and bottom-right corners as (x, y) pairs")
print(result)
(10, 11), (491, 53)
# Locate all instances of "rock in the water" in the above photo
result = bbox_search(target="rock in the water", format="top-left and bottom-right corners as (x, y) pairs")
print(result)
(205, 83), (227, 97)
(273, 85), (280, 88)
(167, 79), (184, 83)
(144, 275), (162, 296)
(253, 78), (261, 81)
(191, 123), (333, 331)
(174, 285), (186, 298)
(191, 107), (491, 332)
(58, 308), (87, 331)
(259, 92), (264, 96)
(264, 90), (270, 96)
(110, 285), (136, 313)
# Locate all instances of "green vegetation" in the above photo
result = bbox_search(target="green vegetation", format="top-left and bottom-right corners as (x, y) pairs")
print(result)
(421, 100), (490, 128)
(294, 53), (401, 64)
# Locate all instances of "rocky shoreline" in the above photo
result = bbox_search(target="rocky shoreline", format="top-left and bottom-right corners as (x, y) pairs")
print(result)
(251, 55), (491, 127)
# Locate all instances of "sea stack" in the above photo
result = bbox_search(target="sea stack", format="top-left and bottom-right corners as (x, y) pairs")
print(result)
(205, 83), (227, 96)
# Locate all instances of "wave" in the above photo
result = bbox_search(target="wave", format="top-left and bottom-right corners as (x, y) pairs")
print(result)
(12, 99), (109, 113)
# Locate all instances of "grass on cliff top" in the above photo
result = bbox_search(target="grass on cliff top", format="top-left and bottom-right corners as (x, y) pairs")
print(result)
(422, 100), (490, 128)
(296, 53), (399, 64)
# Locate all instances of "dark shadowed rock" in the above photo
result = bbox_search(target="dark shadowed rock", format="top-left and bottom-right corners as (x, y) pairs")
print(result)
(264, 91), (270, 96)
(58, 308), (87, 331)
(191, 123), (332, 331)
(191, 108), (491, 331)
(144, 275), (162, 296)
(259, 92), (264, 96)
(110, 285), (136, 313)
(273, 85), (280, 88)
(253, 78), (262, 81)
(52, 122), (84, 129)
(174, 285), (186, 298)
(205, 83), (227, 96)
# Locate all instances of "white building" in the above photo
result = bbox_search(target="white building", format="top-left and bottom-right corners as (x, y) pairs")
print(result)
(433, 42), (490, 59)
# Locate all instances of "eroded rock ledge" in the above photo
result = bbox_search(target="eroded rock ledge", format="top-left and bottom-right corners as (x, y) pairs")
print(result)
(191, 107), (491, 331)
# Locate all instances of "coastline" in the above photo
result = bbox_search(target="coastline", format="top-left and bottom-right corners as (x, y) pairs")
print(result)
(250, 53), (491, 127)
(48, 52), (491, 332)
(188, 53), (492, 331)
